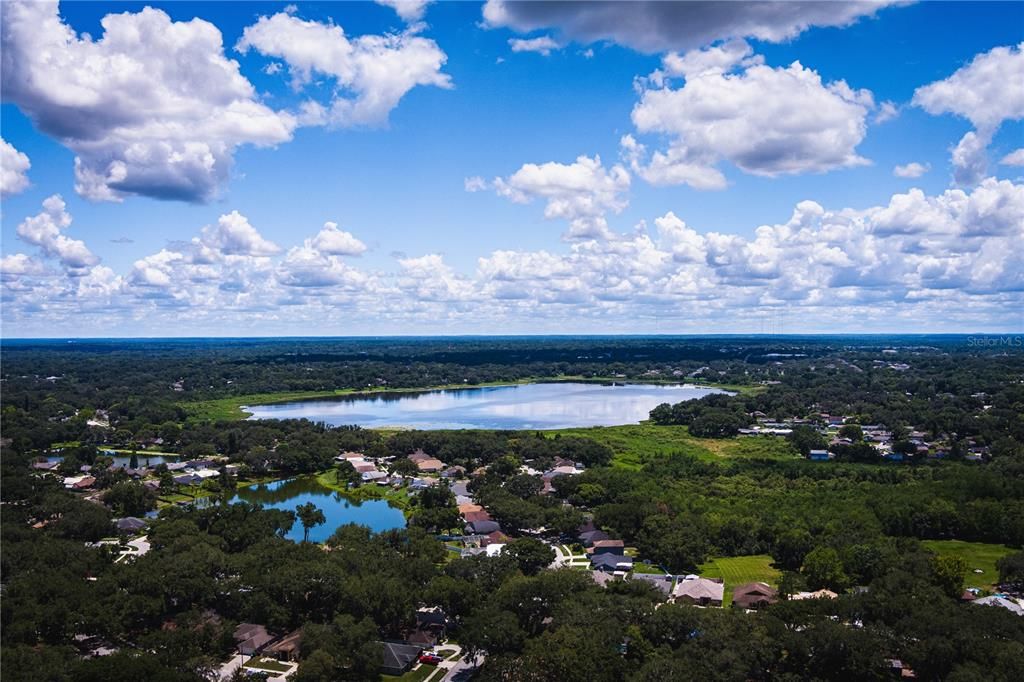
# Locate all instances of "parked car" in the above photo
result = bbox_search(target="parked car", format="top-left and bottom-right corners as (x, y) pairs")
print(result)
(419, 653), (443, 665)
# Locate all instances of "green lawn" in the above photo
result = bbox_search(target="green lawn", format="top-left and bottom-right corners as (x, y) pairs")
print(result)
(698, 554), (781, 607)
(632, 562), (668, 574)
(547, 424), (798, 469)
(381, 664), (437, 682)
(244, 656), (291, 673)
(921, 539), (1016, 590)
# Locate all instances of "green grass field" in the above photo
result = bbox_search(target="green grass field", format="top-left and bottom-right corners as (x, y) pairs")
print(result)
(921, 539), (1016, 590)
(244, 657), (291, 673)
(698, 554), (781, 607)
(548, 424), (798, 469)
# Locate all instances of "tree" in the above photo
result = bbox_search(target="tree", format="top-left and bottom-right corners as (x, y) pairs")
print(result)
(504, 538), (556, 576)
(334, 460), (358, 486)
(390, 458), (419, 479)
(802, 546), (849, 590)
(996, 551), (1024, 588)
(295, 502), (326, 543)
(103, 481), (157, 517)
(838, 424), (864, 441)
(931, 554), (968, 597)
(129, 452), (139, 469)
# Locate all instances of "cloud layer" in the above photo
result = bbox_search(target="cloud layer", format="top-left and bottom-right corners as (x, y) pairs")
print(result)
(4, 178), (1021, 334)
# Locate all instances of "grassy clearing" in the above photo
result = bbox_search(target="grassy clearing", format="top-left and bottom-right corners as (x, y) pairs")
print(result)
(632, 562), (667, 574)
(381, 664), (438, 682)
(921, 539), (1016, 590)
(314, 471), (414, 514)
(698, 554), (781, 607)
(548, 424), (797, 469)
(244, 657), (291, 673)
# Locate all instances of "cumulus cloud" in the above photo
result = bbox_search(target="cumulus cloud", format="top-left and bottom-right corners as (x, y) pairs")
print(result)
(913, 43), (1024, 186)
(236, 10), (451, 128)
(4, 181), (1022, 334)
(625, 40), (874, 188)
(16, 195), (99, 273)
(509, 35), (560, 56)
(482, 0), (903, 53)
(1, 137), (31, 197)
(376, 0), (433, 23)
(199, 211), (282, 257)
(310, 222), (368, 256)
(491, 155), (631, 239)
(1, 1), (298, 203)
(893, 162), (930, 178)
(1000, 148), (1024, 166)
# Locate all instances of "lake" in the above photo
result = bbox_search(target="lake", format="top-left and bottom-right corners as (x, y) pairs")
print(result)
(225, 477), (406, 543)
(245, 382), (727, 430)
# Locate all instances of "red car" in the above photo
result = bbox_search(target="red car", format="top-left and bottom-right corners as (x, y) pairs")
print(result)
(419, 653), (443, 665)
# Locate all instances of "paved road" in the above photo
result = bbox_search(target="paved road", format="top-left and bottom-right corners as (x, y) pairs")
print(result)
(441, 651), (484, 681)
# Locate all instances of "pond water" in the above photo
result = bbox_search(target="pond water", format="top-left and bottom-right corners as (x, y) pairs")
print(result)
(224, 477), (406, 543)
(245, 382), (727, 430)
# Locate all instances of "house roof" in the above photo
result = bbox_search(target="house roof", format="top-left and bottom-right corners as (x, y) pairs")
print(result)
(264, 629), (302, 655)
(381, 641), (422, 671)
(458, 503), (483, 514)
(417, 458), (444, 471)
(972, 596), (1024, 615)
(579, 530), (610, 544)
(672, 577), (725, 602)
(791, 589), (837, 600)
(591, 539), (625, 549)
(462, 510), (492, 523)
(590, 553), (633, 570)
(467, 520), (500, 534)
(632, 573), (674, 596)
(732, 582), (778, 606)
(115, 517), (148, 531)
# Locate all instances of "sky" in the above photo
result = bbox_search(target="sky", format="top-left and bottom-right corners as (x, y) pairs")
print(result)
(1, 0), (1022, 337)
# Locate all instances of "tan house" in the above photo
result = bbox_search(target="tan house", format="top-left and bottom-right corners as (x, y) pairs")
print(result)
(671, 577), (725, 607)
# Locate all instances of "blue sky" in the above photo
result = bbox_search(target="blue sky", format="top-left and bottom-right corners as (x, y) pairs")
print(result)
(1, 0), (1022, 336)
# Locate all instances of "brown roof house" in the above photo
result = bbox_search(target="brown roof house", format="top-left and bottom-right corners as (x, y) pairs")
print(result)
(732, 582), (779, 609)
(589, 539), (625, 555)
(416, 458), (445, 473)
(264, 629), (302, 661)
(672, 577), (725, 607)
(234, 623), (276, 656)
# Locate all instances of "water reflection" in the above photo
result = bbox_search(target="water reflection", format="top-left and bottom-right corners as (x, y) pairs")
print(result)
(246, 382), (727, 430)
(225, 477), (405, 543)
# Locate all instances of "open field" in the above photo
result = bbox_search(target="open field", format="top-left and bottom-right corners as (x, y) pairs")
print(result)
(921, 540), (1016, 590)
(548, 424), (798, 469)
(699, 554), (781, 607)
(179, 377), (759, 422)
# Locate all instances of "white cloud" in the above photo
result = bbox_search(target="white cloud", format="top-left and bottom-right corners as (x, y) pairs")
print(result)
(0, 253), (48, 278)
(482, 0), (903, 53)
(4, 181), (1022, 334)
(236, 10), (451, 128)
(874, 100), (899, 124)
(376, 0), (433, 23)
(509, 36), (560, 57)
(1, 1), (298, 203)
(913, 43), (1024, 186)
(626, 41), (874, 187)
(1, 137), (31, 197)
(491, 155), (631, 239)
(199, 211), (282, 257)
(464, 176), (489, 192)
(16, 195), (99, 273)
(1000, 148), (1024, 166)
(893, 162), (930, 178)
(310, 222), (367, 256)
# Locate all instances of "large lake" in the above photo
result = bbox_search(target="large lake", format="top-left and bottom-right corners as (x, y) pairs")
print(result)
(245, 382), (727, 430)
(225, 477), (405, 543)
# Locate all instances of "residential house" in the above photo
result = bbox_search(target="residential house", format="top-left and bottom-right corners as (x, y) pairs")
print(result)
(791, 589), (838, 600)
(484, 530), (509, 546)
(466, 520), (501, 535)
(732, 582), (779, 609)
(64, 475), (96, 490)
(416, 458), (445, 473)
(264, 629), (302, 661)
(579, 529), (611, 547)
(590, 553), (633, 573)
(972, 596), (1024, 616)
(590, 539), (625, 555)
(462, 510), (492, 524)
(115, 517), (149, 534)
(458, 503), (483, 514)
(361, 470), (388, 483)
(441, 465), (466, 478)
(234, 623), (276, 656)
(379, 642), (423, 676)
(631, 573), (674, 599)
(672, 577), (724, 607)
